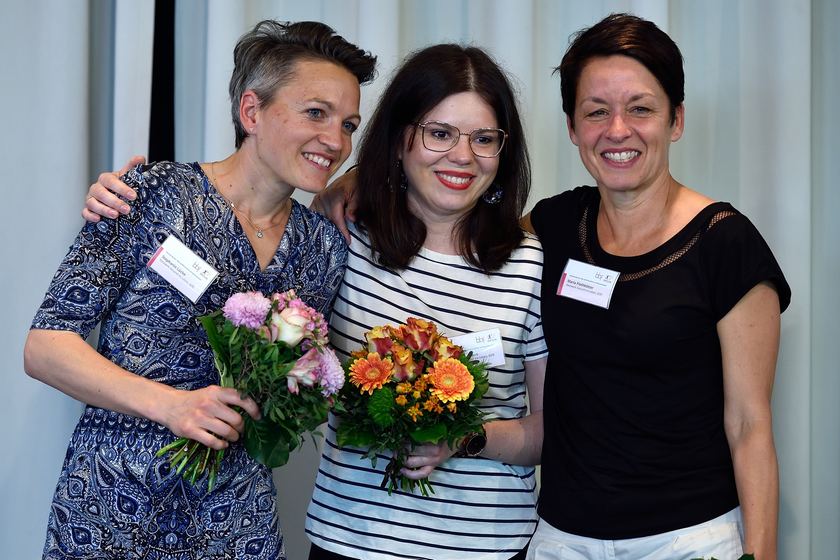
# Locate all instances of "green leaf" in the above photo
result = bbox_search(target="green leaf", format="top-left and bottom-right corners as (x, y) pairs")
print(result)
(336, 424), (376, 448)
(243, 416), (295, 468)
(367, 387), (396, 427)
(198, 312), (225, 357)
(410, 423), (447, 444)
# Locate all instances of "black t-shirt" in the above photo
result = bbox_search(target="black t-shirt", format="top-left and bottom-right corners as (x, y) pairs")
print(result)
(531, 186), (791, 539)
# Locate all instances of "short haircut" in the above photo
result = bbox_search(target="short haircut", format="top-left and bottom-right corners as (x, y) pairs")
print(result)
(229, 20), (377, 148)
(557, 13), (685, 126)
(354, 44), (530, 273)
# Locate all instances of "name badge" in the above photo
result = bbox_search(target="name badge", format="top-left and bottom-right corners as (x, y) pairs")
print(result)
(557, 258), (619, 309)
(450, 328), (506, 367)
(147, 235), (219, 303)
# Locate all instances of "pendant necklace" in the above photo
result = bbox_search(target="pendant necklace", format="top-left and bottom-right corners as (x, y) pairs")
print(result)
(210, 162), (287, 239)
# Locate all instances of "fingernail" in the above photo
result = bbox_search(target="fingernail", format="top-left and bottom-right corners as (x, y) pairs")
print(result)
(121, 205), (130, 213)
(109, 211), (118, 218)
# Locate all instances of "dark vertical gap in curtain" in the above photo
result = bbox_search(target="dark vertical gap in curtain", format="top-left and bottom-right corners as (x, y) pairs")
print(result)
(149, 0), (175, 162)
(88, 1), (116, 181)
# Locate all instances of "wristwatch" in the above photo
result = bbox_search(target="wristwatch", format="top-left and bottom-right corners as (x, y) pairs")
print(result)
(458, 427), (487, 458)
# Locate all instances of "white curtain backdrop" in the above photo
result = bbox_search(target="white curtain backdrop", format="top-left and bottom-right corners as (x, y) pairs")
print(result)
(2, 1), (835, 558)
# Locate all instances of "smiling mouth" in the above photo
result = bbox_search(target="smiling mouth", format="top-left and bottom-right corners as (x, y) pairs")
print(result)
(303, 153), (333, 169)
(602, 150), (640, 163)
(435, 172), (474, 189)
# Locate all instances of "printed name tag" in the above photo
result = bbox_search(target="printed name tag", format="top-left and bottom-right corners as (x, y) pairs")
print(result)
(556, 258), (619, 309)
(450, 328), (506, 367)
(147, 235), (219, 303)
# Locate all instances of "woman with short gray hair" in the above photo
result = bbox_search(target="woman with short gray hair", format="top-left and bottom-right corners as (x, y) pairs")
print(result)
(25, 20), (375, 559)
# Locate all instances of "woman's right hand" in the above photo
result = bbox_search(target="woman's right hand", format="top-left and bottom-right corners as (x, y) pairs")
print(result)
(160, 385), (262, 450)
(82, 155), (145, 222)
(25, 330), (262, 451)
(311, 166), (359, 242)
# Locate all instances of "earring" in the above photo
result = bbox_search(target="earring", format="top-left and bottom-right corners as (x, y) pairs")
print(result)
(482, 183), (503, 204)
(399, 163), (408, 191)
(388, 160), (408, 192)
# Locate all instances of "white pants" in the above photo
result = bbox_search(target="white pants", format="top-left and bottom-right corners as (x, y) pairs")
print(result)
(526, 507), (744, 560)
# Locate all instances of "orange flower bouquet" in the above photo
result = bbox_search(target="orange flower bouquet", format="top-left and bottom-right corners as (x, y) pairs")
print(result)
(336, 318), (489, 496)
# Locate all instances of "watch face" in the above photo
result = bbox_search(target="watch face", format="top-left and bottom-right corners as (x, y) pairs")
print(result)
(465, 432), (487, 456)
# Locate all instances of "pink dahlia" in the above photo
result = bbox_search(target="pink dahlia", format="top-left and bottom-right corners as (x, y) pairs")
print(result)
(222, 291), (271, 329)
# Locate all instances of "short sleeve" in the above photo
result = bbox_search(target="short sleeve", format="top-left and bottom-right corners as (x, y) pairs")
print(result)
(700, 211), (791, 320)
(520, 236), (548, 362)
(31, 166), (146, 338)
(524, 318), (548, 362)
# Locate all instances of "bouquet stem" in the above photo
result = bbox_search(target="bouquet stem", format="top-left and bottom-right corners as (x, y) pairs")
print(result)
(381, 454), (436, 497)
(156, 437), (224, 491)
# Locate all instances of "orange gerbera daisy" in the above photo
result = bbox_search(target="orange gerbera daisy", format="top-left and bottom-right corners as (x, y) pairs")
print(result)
(349, 352), (394, 394)
(428, 358), (474, 403)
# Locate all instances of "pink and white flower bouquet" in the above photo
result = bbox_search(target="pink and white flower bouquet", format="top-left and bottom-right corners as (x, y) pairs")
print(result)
(157, 290), (342, 489)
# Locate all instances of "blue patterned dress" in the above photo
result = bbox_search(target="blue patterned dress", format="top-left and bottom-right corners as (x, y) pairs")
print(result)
(31, 162), (347, 560)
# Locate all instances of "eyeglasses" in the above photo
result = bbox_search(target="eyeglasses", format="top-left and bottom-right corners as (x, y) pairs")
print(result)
(414, 121), (508, 158)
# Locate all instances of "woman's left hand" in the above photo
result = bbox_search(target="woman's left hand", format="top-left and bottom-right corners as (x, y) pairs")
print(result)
(399, 442), (457, 479)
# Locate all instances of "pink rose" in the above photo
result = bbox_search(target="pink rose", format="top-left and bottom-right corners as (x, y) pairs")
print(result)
(287, 347), (320, 394)
(269, 307), (309, 346)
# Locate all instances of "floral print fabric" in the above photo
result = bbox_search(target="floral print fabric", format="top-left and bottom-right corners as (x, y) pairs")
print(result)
(32, 161), (346, 559)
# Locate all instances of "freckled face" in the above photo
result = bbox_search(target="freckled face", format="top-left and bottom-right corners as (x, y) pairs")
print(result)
(400, 91), (501, 224)
(251, 59), (361, 194)
(569, 55), (683, 194)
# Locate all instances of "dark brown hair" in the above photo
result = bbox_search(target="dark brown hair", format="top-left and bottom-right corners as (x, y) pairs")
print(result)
(354, 44), (530, 272)
(229, 20), (377, 148)
(557, 13), (684, 126)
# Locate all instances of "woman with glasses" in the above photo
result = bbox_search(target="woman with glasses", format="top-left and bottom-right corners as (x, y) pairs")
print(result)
(303, 44), (546, 560)
(82, 43), (546, 560)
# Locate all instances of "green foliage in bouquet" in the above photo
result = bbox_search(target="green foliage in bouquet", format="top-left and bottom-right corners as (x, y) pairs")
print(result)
(157, 290), (343, 490)
(335, 318), (489, 496)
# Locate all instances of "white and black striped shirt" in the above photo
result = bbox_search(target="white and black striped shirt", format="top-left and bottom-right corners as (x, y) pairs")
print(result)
(305, 224), (547, 560)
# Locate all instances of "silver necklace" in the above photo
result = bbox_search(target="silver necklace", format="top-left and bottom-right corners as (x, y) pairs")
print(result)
(226, 200), (286, 238)
(210, 162), (287, 239)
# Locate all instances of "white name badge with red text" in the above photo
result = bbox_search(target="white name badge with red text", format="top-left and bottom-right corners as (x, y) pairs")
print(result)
(450, 328), (506, 367)
(147, 235), (219, 303)
(557, 258), (619, 309)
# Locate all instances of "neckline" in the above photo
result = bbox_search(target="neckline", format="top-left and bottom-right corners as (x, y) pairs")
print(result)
(583, 190), (733, 270)
(416, 244), (468, 264)
(194, 162), (296, 273)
